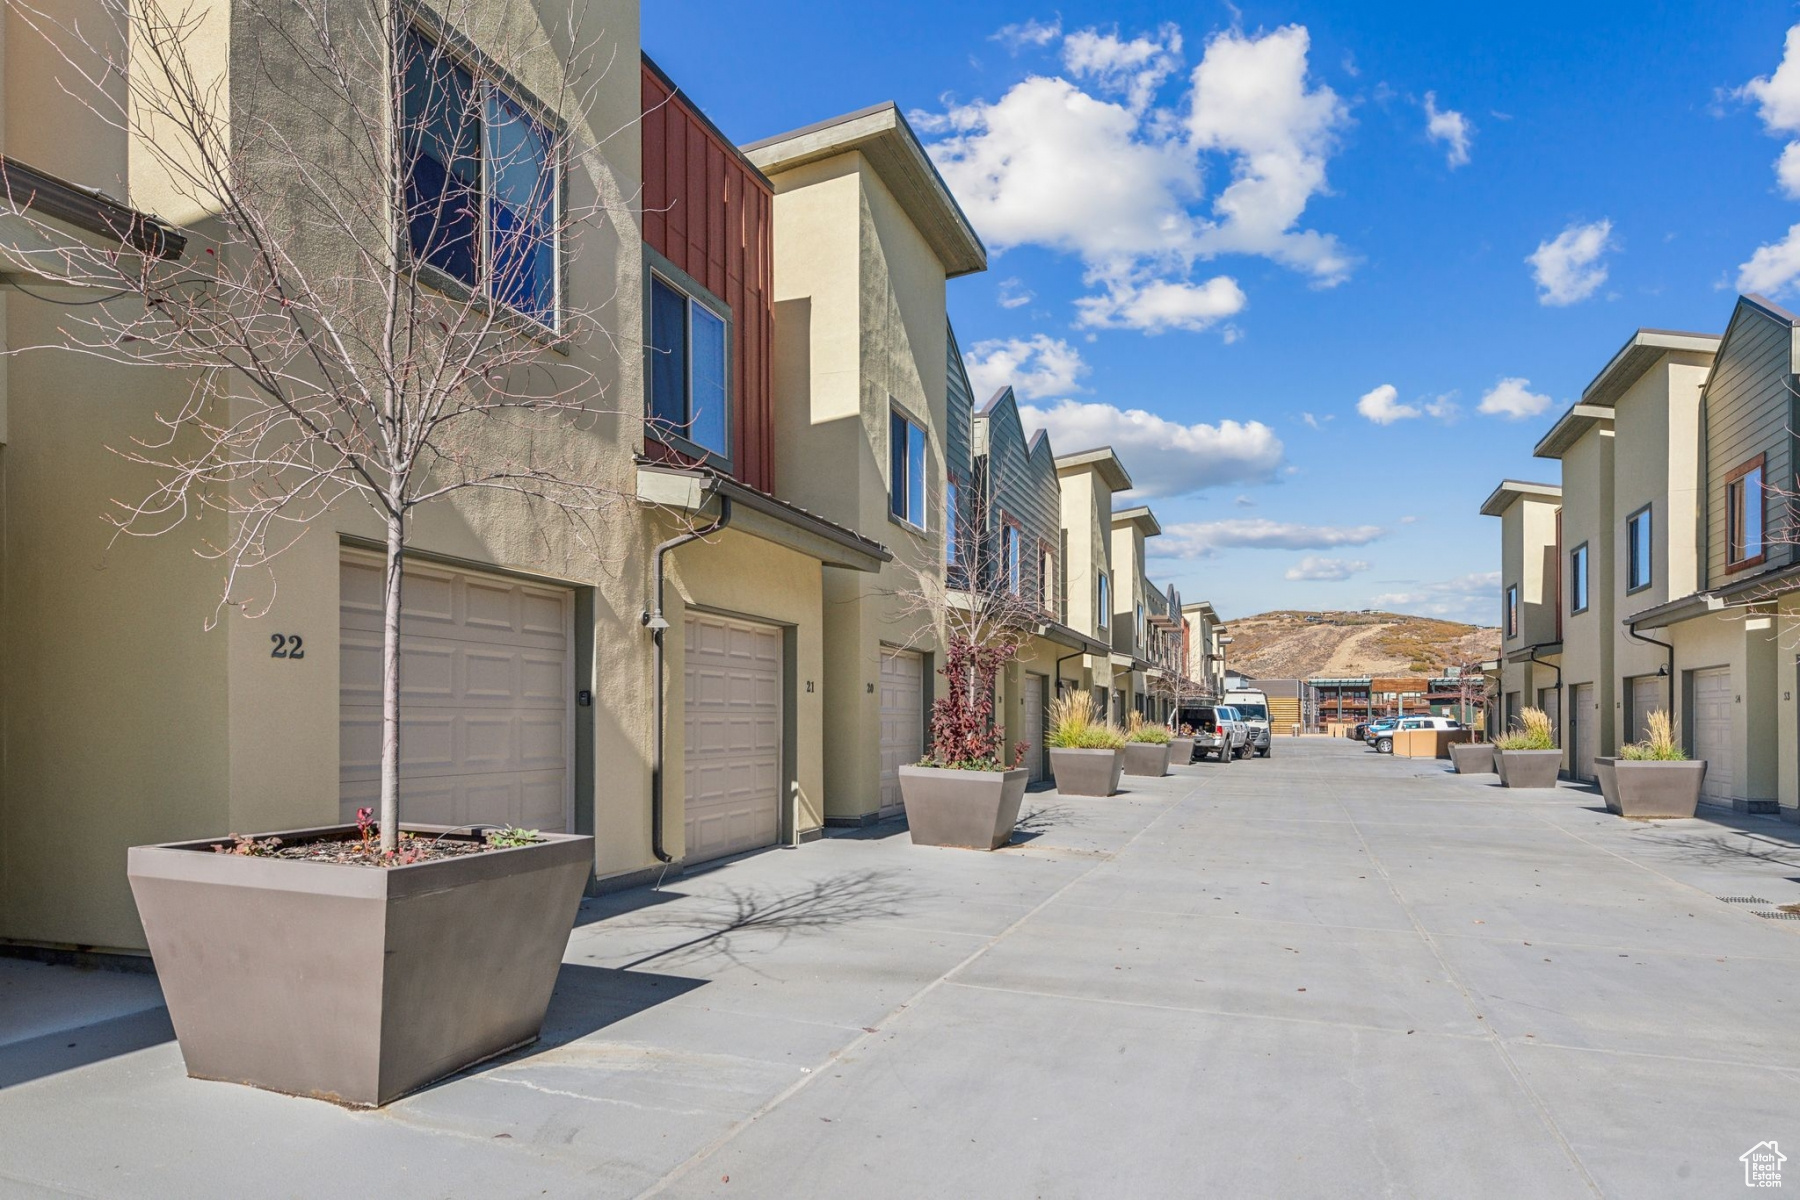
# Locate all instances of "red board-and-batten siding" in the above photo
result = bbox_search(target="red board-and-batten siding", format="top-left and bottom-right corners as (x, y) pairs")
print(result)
(640, 58), (775, 492)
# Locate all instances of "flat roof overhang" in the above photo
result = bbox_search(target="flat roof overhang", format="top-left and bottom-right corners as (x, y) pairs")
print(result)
(637, 464), (891, 573)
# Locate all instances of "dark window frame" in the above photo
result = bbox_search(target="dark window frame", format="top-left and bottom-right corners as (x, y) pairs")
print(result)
(1626, 503), (1654, 594)
(644, 247), (734, 470)
(1725, 453), (1768, 573)
(1097, 572), (1111, 630)
(1569, 541), (1590, 615)
(1505, 583), (1520, 638)
(888, 405), (928, 532)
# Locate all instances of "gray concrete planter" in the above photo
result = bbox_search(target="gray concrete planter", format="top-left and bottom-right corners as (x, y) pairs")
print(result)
(127, 825), (593, 1108)
(1049, 747), (1126, 796)
(1123, 742), (1173, 777)
(1449, 742), (1496, 775)
(1594, 757), (1706, 818)
(898, 765), (1028, 850)
(1496, 749), (1562, 789)
(1168, 737), (1195, 767)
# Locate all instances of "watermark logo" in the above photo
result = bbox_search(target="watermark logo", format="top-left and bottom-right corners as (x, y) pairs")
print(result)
(1742, 1141), (1786, 1188)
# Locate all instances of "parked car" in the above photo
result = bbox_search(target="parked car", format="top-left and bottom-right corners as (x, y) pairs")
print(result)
(1224, 688), (1273, 758)
(1363, 718), (1401, 745)
(1373, 716), (1466, 754)
(1178, 705), (1250, 762)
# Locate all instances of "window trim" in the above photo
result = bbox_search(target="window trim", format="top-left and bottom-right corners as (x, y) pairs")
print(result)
(1037, 541), (1055, 614)
(944, 478), (961, 568)
(403, 21), (566, 334)
(1097, 572), (1111, 630)
(1000, 518), (1022, 596)
(1569, 541), (1590, 615)
(888, 404), (928, 533)
(1505, 583), (1520, 638)
(643, 246), (734, 471)
(1625, 503), (1653, 594)
(1725, 453), (1768, 573)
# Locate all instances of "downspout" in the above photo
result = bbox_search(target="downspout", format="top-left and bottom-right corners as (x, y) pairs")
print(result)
(1528, 643), (1564, 757)
(645, 492), (733, 864)
(1626, 619), (1677, 733)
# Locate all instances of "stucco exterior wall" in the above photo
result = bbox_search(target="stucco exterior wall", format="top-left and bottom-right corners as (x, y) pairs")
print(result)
(1666, 610), (1780, 809)
(1556, 427), (1615, 764)
(1500, 496), (1562, 655)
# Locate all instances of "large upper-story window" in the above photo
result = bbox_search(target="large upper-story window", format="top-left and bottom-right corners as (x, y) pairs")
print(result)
(1569, 543), (1589, 615)
(403, 29), (558, 328)
(1505, 584), (1519, 638)
(649, 269), (729, 459)
(1727, 455), (1766, 569)
(1626, 504), (1653, 592)
(889, 408), (927, 529)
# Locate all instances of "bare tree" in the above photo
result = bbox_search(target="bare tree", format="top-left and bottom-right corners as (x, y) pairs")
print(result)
(3, 0), (653, 850)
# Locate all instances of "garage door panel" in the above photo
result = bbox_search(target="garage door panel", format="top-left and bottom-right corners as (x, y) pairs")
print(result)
(520, 655), (566, 703)
(402, 572), (456, 624)
(521, 591), (566, 636)
(880, 651), (925, 818)
(399, 644), (456, 701)
(463, 580), (517, 630)
(1022, 675), (1046, 783)
(684, 614), (783, 864)
(1694, 668), (1733, 801)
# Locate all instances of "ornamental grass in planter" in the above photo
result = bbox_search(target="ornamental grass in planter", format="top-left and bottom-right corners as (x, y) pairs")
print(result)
(1047, 693), (1127, 796)
(897, 637), (1029, 850)
(1595, 711), (1706, 818)
(1123, 712), (1174, 777)
(1493, 707), (1562, 789)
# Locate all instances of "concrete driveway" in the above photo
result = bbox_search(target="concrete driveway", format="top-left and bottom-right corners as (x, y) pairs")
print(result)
(3, 738), (1798, 1198)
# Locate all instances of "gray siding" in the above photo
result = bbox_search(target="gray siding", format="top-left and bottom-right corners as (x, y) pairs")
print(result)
(1703, 302), (1796, 587)
(974, 387), (1061, 610)
(945, 321), (974, 486)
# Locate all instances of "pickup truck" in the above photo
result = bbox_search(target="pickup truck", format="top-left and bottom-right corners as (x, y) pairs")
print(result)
(1179, 704), (1250, 763)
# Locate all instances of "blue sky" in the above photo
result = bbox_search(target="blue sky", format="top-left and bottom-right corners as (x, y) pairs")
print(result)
(644, 2), (1800, 624)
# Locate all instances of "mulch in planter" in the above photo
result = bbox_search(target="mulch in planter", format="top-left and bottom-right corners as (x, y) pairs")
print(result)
(211, 827), (541, 868)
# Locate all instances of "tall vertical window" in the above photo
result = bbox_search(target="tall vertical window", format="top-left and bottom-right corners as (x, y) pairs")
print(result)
(1727, 456), (1766, 568)
(1001, 524), (1021, 595)
(1136, 603), (1145, 645)
(402, 30), (558, 327)
(1506, 584), (1519, 637)
(1627, 505), (1653, 591)
(889, 409), (926, 528)
(649, 274), (729, 458)
(945, 480), (960, 566)
(1097, 574), (1110, 629)
(1569, 543), (1589, 614)
(1038, 545), (1054, 612)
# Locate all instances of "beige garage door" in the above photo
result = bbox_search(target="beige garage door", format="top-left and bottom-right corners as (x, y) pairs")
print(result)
(340, 553), (573, 831)
(1571, 683), (1596, 782)
(1692, 667), (1734, 802)
(1021, 673), (1046, 782)
(880, 650), (925, 818)
(1630, 676), (1668, 744)
(683, 613), (782, 864)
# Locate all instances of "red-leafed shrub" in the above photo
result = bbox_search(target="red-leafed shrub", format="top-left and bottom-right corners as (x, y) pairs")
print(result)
(922, 635), (1028, 771)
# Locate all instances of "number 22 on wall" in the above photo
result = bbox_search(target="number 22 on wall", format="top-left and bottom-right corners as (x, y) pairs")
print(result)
(270, 633), (305, 660)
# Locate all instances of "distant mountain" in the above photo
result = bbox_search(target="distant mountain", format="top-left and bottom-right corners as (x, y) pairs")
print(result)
(1224, 610), (1501, 680)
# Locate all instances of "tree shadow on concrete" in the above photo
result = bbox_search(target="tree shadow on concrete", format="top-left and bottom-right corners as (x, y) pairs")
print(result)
(1631, 825), (1800, 872)
(1009, 803), (1083, 846)
(613, 869), (915, 973)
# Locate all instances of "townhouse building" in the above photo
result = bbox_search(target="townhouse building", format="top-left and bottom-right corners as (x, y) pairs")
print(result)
(1482, 480), (1564, 741)
(1054, 448), (1134, 720)
(1181, 601), (1228, 702)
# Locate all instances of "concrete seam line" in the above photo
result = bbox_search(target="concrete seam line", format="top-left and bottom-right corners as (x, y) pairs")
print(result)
(632, 778), (1209, 1198)
(1334, 793), (1607, 1199)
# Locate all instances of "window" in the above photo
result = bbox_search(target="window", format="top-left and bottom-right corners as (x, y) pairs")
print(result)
(1098, 573), (1110, 629)
(1506, 584), (1519, 638)
(1136, 603), (1145, 644)
(1038, 545), (1054, 612)
(1727, 455), (1766, 568)
(889, 409), (926, 528)
(1569, 543), (1589, 614)
(945, 480), (960, 566)
(1002, 523), (1021, 595)
(1627, 505), (1653, 591)
(403, 30), (558, 326)
(649, 272), (729, 458)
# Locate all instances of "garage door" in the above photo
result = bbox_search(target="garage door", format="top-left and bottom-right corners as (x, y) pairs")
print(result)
(1021, 673), (1046, 782)
(1630, 676), (1667, 744)
(1571, 683), (1595, 782)
(879, 650), (924, 818)
(683, 614), (782, 864)
(1692, 667), (1734, 802)
(340, 554), (573, 831)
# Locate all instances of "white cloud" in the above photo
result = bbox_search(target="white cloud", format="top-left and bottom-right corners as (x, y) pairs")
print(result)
(1422, 92), (1472, 168)
(1286, 555), (1370, 582)
(1300, 411), (1332, 430)
(1018, 400), (1284, 498)
(1741, 25), (1800, 197)
(1423, 392), (1460, 421)
(920, 21), (1354, 330)
(1371, 571), (1502, 622)
(1185, 25), (1355, 284)
(1527, 219), (1614, 306)
(1063, 24), (1183, 113)
(1151, 518), (1383, 558)
(1477, 377), (1552, 420)
(964, 335), (1090, 402)
(996, 277), (1034, 308)
(993, 17), (1061, 50)
(1739, 222), (1800, 296)
(1356, 383), (1420, 425)
(1075, 275), (1246, 333)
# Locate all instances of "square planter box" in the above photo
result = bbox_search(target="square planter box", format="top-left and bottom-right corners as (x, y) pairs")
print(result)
(1167, 737), (1195, 767)
(1593, 757), (1707, 818)
(1049, 747), (1126, 797)
(898, 765), (1028, 850)
(1496, 749), (1562, 789)
(1123, 742), (1173, 777)
(128, 825), (594, 1107)
(1449, 742), (1496, 774)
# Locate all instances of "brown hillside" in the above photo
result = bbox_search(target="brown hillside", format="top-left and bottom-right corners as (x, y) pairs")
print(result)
(1225, 610), (1501, 679)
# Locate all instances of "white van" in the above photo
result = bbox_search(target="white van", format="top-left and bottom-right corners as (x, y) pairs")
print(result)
(1223, 688), (1273, 758)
